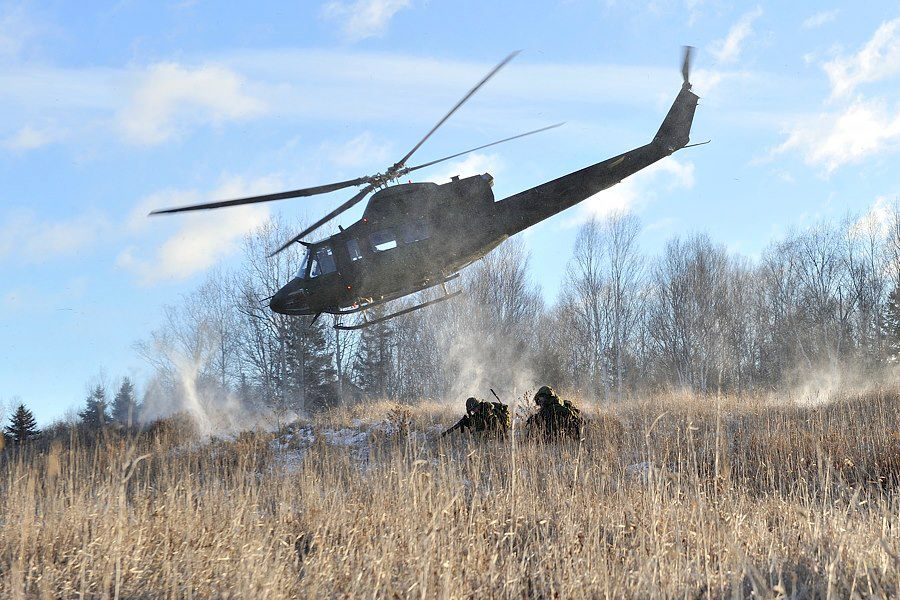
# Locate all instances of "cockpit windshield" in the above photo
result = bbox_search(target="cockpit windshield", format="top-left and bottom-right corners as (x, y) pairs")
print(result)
(295, 251), (310, 279)
(297, 245), (338, 279)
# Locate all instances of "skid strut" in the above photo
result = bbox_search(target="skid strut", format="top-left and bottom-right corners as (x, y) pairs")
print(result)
(334, 290), (462, 331)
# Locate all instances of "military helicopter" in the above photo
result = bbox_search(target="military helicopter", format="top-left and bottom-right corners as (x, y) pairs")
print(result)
(151, 48), (701, 330)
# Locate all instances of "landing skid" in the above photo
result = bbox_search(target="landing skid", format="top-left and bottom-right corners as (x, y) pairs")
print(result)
(334, 275), (462, 330)
(332, 273), (460, 317)
(334, 290), (462, 331)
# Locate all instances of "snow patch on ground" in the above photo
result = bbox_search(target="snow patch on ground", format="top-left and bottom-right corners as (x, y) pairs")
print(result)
(323, 427), (369, 447)
(270, 418), (413, 471)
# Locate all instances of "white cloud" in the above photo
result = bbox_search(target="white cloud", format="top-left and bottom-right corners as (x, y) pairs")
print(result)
(774, 97), (900, 173)
(125, 189), (203, 233)
(321, 131), (392, 169)
(2, 124), (63, 151)
(802, 9), (839, 30)
(0, 48), (707, 160)
(321, 0), (411, 42)
(0, 211), (110, 263)
(0, 49), (690, 154)
(774, 19), (900, 174)
(685, 0), (705, 26)
(852, 195), (900, 239)
(118, 175), (279, 285)
(421, 153), (502, 185)
(823, 18), (900, 98)
(710, 6), (763, 64)
(566, 157), (695, 226)
(0, 4), (40, 60)
(117, 63), (266, 145)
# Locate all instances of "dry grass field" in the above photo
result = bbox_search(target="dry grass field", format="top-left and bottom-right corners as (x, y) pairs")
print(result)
(2, 390), (900, 598)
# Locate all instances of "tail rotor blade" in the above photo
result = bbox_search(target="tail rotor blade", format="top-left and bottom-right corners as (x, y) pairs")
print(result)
(268, 183), (376, 257)
(681, 45), (694, 86)
(401, 122), (564, 176)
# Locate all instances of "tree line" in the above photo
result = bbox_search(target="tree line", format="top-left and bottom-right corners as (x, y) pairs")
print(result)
(1, 377), (141, 447)
(128, 204), (900, 418)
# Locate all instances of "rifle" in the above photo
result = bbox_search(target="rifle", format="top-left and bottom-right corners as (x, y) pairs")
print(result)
(490, 388), (502, 403)
(441, 415), (469, 437)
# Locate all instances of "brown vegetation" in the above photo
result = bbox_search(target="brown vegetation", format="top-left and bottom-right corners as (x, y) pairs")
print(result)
(2, 391), (900, 598)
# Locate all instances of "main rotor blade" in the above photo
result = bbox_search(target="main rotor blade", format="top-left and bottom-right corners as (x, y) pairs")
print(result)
(148, 177), (371, 215)
(390, 51), (520, 173)
(268, 183), (376, 257)
(400, 122), (565, 176)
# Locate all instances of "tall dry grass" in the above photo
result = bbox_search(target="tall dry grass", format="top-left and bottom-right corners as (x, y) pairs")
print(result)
(2, 390), (900, 598)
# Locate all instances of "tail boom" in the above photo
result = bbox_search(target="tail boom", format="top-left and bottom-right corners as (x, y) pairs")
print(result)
(494, 77), (699, 237)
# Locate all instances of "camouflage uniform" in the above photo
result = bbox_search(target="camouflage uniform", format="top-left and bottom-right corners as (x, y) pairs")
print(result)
(444, 397), (510, 436)
(525, 385), (584, 441)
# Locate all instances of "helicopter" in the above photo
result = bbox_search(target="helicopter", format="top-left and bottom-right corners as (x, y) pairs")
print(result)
(151, 48), (701, 330)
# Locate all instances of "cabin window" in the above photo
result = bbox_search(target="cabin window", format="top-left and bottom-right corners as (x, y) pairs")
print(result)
(310, 245), (337, 278)
(401, 218), (429, 244)
(370, 229), (398, 252)
(346, 238), (363, 261)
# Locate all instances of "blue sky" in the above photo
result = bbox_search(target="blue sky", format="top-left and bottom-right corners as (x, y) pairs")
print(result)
(1, 1), (899, 424)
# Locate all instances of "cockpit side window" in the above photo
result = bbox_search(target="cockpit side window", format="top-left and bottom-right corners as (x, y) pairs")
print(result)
(310, 245), (336, 278)
(347, 238), (363, 261)
(370, 229), (398, 252)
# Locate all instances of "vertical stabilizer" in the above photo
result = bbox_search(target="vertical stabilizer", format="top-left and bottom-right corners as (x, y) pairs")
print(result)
(653, 46), (699, 153)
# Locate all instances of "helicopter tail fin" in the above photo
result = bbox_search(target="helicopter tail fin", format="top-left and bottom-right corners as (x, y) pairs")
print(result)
(653, 47), (699, 154)
(653, 84), (699, 154)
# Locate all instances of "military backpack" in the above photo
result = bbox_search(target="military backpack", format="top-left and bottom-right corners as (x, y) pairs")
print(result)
(490, 401), (511, 430)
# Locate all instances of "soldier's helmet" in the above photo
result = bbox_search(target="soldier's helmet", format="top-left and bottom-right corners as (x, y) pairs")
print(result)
(534, 385), (556, 406)
(465, 396), (480, 413)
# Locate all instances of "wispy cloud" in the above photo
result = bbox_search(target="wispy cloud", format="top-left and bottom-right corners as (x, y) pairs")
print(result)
(0, 3), (41, 60)
(0, 210), (111, 264)
(2, 124), (64, 151)
(321, 0), (411, 42)
(774, 98), (900, 173)
(823, 17), (900, 98)
(320, 131), (393, 169)
(802, 9), (839, 30)
(0, 49), (688, 155)
(117, 63), (267, 145)
(773, 19), (900, 174)
(852, 195), (898, 239)
(117, 175), (279, 285)
(421, 153), (503, 185)
(0, 172), (281, 280)
(710, 6), (763, 64)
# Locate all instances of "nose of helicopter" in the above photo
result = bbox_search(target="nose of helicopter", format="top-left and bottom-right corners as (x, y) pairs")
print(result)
(269, 279), (310, 315)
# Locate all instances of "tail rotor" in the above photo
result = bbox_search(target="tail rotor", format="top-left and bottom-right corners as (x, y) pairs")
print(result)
(681, 45), (694, 89)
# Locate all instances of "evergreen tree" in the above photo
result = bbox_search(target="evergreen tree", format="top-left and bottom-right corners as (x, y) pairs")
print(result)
(79, 384), (109, 428)
(282, 316), (337, 411)
(111, 378), (139, 427)
(883, 286), (900, 364)
(354, 306), (394, 399)
(4, 403), (39, 444)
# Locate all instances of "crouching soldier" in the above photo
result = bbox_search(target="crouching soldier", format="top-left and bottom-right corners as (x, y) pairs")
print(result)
(525, 385), (584, 441)
(443, 396), (510, 437)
